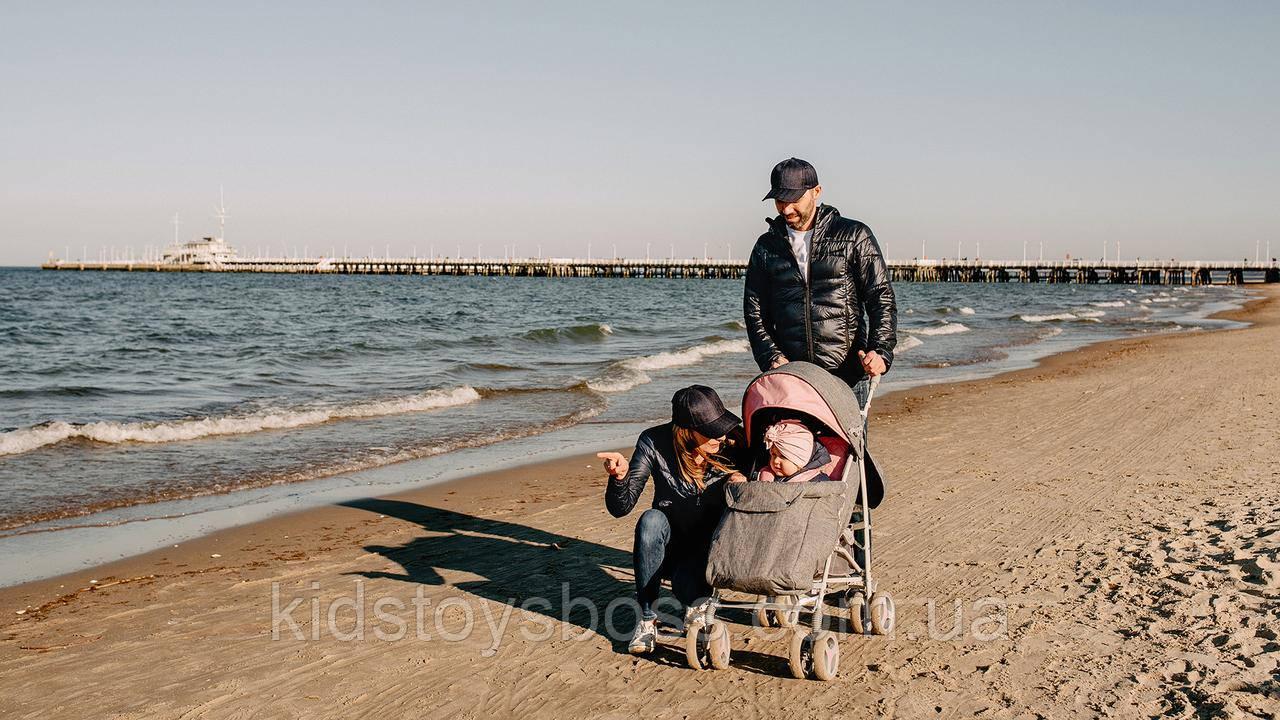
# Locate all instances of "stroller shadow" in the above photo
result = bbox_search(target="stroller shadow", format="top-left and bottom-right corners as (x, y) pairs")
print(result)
(340, 498), (642, 652)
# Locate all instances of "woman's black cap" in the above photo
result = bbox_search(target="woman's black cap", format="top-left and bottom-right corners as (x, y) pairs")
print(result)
(763, 157), (819, 202)
(671, 385), (741, 438)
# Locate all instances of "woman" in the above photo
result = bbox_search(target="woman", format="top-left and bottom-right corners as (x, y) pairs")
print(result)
(597, 384), (748, 655)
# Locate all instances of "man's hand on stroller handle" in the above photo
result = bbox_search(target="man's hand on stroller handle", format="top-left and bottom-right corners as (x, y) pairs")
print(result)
(858, 350), (886, 377)
(596, 452), (628, 480)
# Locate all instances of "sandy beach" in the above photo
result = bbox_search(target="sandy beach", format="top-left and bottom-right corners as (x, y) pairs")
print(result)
(1, 288), (1277, 719)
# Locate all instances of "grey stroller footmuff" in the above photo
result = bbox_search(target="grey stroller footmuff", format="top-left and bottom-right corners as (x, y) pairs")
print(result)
(706, 477), (851, 596)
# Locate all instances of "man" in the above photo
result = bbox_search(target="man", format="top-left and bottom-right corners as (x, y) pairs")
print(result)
(744, 157), (897, 388)
(744, 157), (895, 512)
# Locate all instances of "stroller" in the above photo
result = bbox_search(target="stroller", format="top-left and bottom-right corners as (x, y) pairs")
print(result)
(683, 361), (896, 680)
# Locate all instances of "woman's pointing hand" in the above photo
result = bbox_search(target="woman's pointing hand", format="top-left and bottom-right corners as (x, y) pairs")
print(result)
(595, 451), (628, 480)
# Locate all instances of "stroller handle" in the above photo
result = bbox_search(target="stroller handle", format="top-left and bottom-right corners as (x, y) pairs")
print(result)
(862, 375), (881, 420)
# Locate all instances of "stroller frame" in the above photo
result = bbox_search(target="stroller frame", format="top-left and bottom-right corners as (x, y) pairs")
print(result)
(678, 369), (896, 680)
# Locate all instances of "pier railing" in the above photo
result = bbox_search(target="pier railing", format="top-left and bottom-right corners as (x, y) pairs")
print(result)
(39, 257), (1280, 284)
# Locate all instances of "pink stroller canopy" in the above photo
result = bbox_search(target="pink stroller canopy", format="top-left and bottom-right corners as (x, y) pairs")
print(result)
(743, 363), (866, 483)
(743, 371), (858, 445)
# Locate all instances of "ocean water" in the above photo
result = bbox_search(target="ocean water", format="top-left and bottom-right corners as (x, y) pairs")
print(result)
(0, 268), (1247, 536)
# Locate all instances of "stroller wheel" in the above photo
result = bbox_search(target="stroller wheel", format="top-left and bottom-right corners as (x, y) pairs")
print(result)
(788, 630), (813, 680)
(774, 594), (799, 628)
(869, 591), (896, 635)
(846, 591), (867, 634)
(755, 598), (776, 628)
(685, 619), (730, 671)
(811, 630), (840, 681)
(684, 618), (707, 670)
(707, 622), (731, 670)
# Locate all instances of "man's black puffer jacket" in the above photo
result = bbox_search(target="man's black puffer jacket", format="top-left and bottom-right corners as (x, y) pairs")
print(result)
(743, 204), (897, 385)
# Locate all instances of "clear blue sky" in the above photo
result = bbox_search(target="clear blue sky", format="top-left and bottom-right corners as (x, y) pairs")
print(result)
(2, 2), (1276, 265)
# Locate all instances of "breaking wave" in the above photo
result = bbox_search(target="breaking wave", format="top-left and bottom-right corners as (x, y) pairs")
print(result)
(519, 323), (615, 342)
(585, 339), (750, 394)
(896, 336), (924, 353)
(0, 386), (483, 457)
(911, 323), (970, 336)
(1018, 312), (1078, 322)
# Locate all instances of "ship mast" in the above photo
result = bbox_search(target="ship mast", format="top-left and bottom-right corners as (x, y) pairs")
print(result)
(215, 185), (228, 241)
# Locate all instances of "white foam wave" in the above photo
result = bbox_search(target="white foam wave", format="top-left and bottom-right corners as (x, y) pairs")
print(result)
(958, 307), (976, 315)
(621, 339), (750, 371)
(0, 386), (482, 457)
(587, 339), (750, 394)
(1075, 310), (1106, 318)
(896, 335), (924, 353)
(912, 323), (970, 336)
(1090, 301), (1125, 308)
(1149, 297), (1176, 303)
(585, 372), (650, 394)
(1018, 313), (1077, 322)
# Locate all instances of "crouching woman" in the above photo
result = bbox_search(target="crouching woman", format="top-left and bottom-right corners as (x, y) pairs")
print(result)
(596, 385), (748, 655)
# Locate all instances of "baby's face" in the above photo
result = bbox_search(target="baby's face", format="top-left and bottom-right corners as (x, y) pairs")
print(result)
(768, 447), (801, 478)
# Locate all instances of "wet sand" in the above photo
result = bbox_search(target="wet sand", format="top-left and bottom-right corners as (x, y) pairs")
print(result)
(1, 288), (1277, 719)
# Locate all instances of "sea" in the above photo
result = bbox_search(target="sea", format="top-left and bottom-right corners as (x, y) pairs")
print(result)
(0, 267), (1250, 582)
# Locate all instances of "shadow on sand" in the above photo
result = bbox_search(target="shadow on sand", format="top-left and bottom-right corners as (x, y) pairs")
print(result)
(341, 497), (643, 649)
(340, 497), (767, 660)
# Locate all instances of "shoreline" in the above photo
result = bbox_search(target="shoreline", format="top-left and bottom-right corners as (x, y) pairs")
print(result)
(0, 287), (1255, 588)
(0, 288), (1268, 602)
(0, 287), (1275, 717)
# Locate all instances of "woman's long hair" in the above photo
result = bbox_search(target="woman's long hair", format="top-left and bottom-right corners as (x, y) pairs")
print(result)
(672, 425), (744, 490)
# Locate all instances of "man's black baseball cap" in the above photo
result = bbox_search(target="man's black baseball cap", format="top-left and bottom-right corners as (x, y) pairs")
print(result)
(763, 157), (819, 202)
(671, 385), (741, 438)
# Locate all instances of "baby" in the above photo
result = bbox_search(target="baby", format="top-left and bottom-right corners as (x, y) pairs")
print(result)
(761, 419), (832, 483)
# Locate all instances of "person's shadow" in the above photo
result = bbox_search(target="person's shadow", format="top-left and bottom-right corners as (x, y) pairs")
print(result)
(341, 497), (646, 650)
(341, 497), (770, 664)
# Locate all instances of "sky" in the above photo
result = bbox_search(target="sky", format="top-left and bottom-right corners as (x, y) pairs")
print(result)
(1, 2), (1277, 266)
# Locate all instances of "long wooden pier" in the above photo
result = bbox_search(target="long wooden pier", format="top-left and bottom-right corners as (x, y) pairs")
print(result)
(39, 257), (1280, 284)
(887, 259), (1279, 285)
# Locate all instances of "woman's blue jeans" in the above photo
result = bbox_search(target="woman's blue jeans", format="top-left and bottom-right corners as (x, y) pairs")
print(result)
(633, 508), (712, 621)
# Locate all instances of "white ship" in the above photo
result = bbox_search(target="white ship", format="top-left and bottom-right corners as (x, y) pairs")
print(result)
(160, 188), (238, 267)
(161, 235), (238, 266)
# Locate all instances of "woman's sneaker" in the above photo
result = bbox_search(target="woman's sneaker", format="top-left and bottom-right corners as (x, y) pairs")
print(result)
(628, 618), (656, 654)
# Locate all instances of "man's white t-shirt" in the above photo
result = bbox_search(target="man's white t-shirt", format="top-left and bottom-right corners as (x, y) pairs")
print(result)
(786, 226), (813, 282)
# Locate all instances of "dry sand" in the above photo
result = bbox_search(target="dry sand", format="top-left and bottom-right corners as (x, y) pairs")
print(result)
(1, 288), (1277, 719)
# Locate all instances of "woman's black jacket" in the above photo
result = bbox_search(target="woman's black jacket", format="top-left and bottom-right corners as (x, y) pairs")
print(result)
(604, 423), (747, 537)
